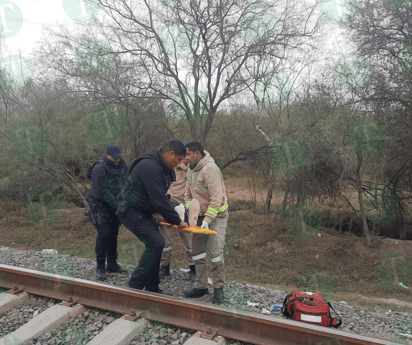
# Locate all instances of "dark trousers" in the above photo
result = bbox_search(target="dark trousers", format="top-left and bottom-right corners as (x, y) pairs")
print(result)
(95, 219), (120, 270)
(116, 208), (164, 291)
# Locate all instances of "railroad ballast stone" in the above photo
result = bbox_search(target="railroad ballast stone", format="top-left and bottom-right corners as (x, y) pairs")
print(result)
(0, 245), (410, 344)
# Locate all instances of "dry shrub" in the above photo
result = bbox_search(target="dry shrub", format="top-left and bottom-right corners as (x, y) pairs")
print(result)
(228, 199), (256, 211)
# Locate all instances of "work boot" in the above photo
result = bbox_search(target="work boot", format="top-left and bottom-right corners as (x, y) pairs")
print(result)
(96, 268), (106, 281)
(174, 204), (185, 222)
(213, 288), (224, 304)
(188, 199), (200, 226)
(189, 265), (196, 277)
(127, 282), (143, 290)
(159, 265), (170, 279)
(146, 287), (163, 294)
(184, 288), (208, 298)
(106, 264), (127, 273)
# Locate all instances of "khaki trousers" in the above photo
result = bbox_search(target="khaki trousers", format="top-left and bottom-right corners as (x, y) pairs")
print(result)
(159, 225), (194, 268)
(191, 210), (228, 289)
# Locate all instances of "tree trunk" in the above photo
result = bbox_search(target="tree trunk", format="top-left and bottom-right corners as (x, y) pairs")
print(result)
(265, 167), (275, 215)
(201, 110), (215, 147)
(189, 121), (200, 143)
(280, 178), (292, 218)
(254, 119), (276, 215)
(355, 155), (371, 246)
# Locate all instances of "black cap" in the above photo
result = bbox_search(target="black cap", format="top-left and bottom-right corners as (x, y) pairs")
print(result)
(106, 143), (124, 159)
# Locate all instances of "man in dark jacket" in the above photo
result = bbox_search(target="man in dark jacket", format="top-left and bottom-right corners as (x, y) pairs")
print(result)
(88, 143), (129, 281)
(116, 139), (189, 293)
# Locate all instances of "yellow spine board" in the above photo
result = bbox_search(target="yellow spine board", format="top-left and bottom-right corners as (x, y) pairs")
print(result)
(181, 226), (217, 235)
(159, 222), (217, 235)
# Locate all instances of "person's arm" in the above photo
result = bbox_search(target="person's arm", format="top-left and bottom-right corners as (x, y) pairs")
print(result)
(91, 164), (113, 211)
(184, 180), (193, 209)
(91, 164), (106, 199)
(139, 165), (182, 225)
(203, 165), (225, 224)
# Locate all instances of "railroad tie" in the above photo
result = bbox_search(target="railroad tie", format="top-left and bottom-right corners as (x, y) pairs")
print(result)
(0, 291), (29, 312)
(3, 303), (85, 344)
(184, 331), (227, 345)
(88, 317), (148, 345)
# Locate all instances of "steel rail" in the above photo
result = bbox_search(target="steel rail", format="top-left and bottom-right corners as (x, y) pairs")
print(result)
(0, 264), (396, 345)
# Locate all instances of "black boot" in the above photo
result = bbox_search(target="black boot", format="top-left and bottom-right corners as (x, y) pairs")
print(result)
(189, 265), (196, 277)
(96, 268), (106, 281)
(96, 261), (106, 281)
(146, 287), (163, 294)
(184, 288), (209, 298)
(213, 288), (224, 304)
(159, 265), (170, 279)
(106, 264), (127, 273)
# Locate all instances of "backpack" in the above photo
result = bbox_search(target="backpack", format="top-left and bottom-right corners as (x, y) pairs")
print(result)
(87, 160), (106, 180)
(281, 291), (342, 328)
(115, 156), (146, 211)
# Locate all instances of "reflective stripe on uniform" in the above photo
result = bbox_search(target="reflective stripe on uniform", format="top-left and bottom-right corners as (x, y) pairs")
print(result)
(203, 203), (228, 217)
(211, 254), (224, 263)
(206, 207), (218, 217)
(219, 202), (228, 213)
(192, 252), (207, 261)
(185, 200), (192, 208)
(163, 246), (172, 252)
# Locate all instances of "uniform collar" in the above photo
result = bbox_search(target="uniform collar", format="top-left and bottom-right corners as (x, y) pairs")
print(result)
(103, 155), (126, 169)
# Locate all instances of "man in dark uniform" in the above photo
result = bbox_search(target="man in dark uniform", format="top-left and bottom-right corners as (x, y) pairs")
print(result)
(116, 139), (189, 293)
(88, 143), (129, 281)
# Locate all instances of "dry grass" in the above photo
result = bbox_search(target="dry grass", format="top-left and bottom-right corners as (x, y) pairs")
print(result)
(0, 201), (96, 257)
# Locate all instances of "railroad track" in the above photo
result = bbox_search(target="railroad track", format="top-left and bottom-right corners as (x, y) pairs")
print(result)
(0, 264), (398, 345)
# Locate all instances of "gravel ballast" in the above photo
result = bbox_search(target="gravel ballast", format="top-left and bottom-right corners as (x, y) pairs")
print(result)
(0, 246), (411, 344)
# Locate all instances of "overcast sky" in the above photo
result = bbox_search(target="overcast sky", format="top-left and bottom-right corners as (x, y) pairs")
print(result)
(0, 0), (353, 105)
(2, 0), (351, 56)
(2, 0), (106, 56)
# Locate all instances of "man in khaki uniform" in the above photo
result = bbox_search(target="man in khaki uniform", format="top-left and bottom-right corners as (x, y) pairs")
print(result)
(159, 158), (196, 279)
(183, 141), (229, 304)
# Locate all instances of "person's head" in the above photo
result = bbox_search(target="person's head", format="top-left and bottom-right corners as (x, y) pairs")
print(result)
(105, 143), (124, 165)
(161, 139), (186, 169)
(185, 141), (204, 166)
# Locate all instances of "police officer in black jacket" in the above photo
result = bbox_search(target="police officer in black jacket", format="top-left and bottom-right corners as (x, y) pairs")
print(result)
(88, 143), (129, 281)
(116, 139), (189, 293)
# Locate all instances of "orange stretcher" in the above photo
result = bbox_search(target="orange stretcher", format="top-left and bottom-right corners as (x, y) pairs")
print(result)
(159, 222), (217, 235)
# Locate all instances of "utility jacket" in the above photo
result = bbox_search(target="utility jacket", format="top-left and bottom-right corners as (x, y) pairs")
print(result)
(167, 162), (187, 205)
(184, 151), (228, 224)
(88, 156), (128, 213)
(116, 148), (182, 225)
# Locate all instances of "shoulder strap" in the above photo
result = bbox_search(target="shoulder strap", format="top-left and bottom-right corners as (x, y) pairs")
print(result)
(281, 293), (293, 317)
(88, 160), (107, 180)
(128, 157), (145, 174)
(96, 160), (108, 173)
(328, 302), (342, 327)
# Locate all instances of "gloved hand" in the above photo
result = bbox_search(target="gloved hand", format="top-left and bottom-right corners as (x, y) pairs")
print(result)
(201, 220), (209, 229)
(178, 221), (189, 232)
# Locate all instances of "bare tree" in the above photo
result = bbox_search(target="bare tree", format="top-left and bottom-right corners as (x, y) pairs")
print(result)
(337, 0), (412, 240)
(35, 28), (171, 160)
(249, 53), (320, 214)
(95, 0), (321, 146)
